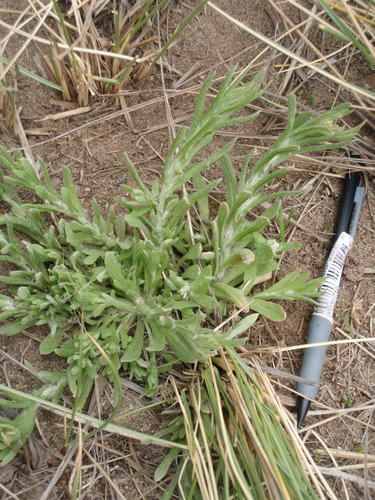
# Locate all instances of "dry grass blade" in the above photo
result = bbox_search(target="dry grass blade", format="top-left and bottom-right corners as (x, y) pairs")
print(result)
(0, 383), (185, 449)
(316, 447), (375, 462)
(252, 336), (375, 353)
(317, 467), (375, 489)
(83, 448), (127, 500)
(14, 105), (38, 170)
(0, 79), (16, 133)
(207, 1), (375, 102)
(70, 421), (83, 497)
(0, 18), (151, 62)
(39, 106), (91, 121)
(0, 2), (53, 82)
(326, 1), (375, 26)
(0, 482), (24, 499)
(172, 379), (219, 500)
(39, 440), (80, 500)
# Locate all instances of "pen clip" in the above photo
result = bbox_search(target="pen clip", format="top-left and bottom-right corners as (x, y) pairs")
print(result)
(348, 152), (365, 238)
(333, 152), (366, 242)
(332, 171), (360, 242)
(349, 185), (365, 238)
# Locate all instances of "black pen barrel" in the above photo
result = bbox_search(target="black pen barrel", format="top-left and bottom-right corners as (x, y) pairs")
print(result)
(297, 155), (364, 429)
(332, 172), (361, 244)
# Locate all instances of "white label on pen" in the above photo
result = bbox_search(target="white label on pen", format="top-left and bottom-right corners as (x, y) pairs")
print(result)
(313, 232), (353, 323)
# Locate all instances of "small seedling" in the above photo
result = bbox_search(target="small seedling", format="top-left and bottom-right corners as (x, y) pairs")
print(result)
(343, 393), (353, 408)
(353, 446), (364, 453)
(306, 95), (315, 105)
(314, 455), (325, 465)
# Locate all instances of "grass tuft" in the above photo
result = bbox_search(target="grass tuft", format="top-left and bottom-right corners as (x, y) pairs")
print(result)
(38, 0), (208, 108)
(159, 350), (326, 499)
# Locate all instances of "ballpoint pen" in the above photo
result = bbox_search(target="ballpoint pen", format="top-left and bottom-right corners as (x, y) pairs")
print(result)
(296, 159), (365, 429)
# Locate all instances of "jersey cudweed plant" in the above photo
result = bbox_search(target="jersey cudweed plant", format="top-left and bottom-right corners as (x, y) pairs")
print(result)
(0, 67), (359, 497)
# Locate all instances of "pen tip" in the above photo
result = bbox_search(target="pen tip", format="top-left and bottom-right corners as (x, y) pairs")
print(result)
(296, 397), (311, 430)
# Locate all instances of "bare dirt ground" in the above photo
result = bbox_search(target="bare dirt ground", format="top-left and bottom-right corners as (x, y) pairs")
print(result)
(0, 0), (374, 498)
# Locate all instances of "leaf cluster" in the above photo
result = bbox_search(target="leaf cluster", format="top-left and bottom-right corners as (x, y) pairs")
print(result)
(0, 67), (359, 461)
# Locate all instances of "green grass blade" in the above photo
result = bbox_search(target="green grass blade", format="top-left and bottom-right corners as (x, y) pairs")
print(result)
(0, 383), (185, 449)
(0, 55), (62, 91)
(317, 0), (375, 68)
